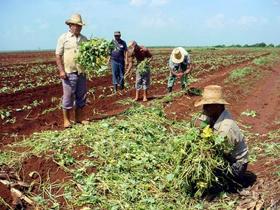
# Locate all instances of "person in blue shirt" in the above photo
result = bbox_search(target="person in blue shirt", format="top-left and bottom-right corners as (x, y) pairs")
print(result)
(167, 47), (192, 93)
(109, 31), (127, 93)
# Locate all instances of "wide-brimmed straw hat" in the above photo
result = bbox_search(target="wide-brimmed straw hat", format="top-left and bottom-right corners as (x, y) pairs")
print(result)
(65, 14), (85, 26)
(171, 47), (188, 64)
(194, 85), (229, 107)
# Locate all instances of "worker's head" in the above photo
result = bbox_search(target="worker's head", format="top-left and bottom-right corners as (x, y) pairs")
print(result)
(171, 47), (188, 64)
(65, 14), (85, 36)
(195, 85), (229, 117)
(114, 31), (121, 41)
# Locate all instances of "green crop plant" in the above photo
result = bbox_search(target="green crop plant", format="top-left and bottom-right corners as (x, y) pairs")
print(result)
(173, 125), (233, 198)
(137, 58), (151, 75)
(241, 109), (257, 118)
(76, 38), (114, 75)
(227, 67), (254, 81)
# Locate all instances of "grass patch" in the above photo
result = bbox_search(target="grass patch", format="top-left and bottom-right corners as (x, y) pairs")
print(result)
(252, 57), (270, 65)
(227, 67), (254, 81)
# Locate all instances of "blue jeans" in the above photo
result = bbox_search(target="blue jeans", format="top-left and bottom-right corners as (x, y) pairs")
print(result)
(111, 60), (124, 86)
(62, 73), (87, 109)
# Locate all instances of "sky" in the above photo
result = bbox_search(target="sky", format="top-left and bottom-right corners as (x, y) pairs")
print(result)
(0, 0), (280, 51)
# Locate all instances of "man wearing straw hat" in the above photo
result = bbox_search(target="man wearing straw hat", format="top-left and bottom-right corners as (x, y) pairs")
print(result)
(194, 85), (248, 180)
(56, 14), (88, 128)
(167, 47), (192, 93)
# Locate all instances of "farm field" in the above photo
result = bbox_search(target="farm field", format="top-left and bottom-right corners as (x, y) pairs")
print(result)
(0, 47), (280, 209)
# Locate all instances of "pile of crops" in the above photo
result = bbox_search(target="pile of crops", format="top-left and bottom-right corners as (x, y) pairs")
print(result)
(5, 100), (237, 209)
(76, 38), (114, 75)
(174, 125), (233, 198)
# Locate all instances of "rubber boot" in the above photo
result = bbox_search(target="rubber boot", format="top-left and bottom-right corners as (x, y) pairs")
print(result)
(168, 87), (172, 93)
(143, 90), (148, 102)
(63, 109), (71, 128)
(120, 82), (124, 90)
(75, 108), (89, 125)
(134, 90), (139, 101)
(74, 108), (82, 123)
(114, 84), (118, 93)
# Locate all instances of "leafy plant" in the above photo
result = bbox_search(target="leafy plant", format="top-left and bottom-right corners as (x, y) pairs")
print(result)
(241, 109), (257, 117)
(174, 125), (233, 198)
(137, 58), (151, 75)
(76, 38), (114, 75)
(228, 67), (253, 81)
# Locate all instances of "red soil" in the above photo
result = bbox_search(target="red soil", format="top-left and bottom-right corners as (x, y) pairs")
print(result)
(1, 50), (279, 208)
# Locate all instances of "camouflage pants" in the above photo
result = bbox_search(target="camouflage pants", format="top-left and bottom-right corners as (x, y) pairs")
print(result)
(167, 74), (188, 90)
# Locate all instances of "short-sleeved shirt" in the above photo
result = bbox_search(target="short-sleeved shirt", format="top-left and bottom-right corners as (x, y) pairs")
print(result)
(56, 31), (88, 73)
(199, 110), (248, 163)
(110, 39), (127, 63)
(169, 51), (191, 73)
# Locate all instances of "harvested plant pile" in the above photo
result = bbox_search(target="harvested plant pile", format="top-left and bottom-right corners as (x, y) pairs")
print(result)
(76, 38), (114, 75)
(1, 103), (235, 209)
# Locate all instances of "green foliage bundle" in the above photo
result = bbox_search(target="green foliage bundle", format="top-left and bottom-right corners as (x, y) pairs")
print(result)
(137, 58), (151, 75)
(173, 125), (233, 198)
(76, 38), (114, 75)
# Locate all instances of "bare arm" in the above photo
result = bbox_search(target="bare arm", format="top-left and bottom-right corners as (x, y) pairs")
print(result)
(56, 54), (67, 79)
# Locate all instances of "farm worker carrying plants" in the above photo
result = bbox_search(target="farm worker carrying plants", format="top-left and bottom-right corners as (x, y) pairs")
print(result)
(167, 47), (192, 93)
(109, 31), (127, 93)
(194, 85), (249, 182)
(125, 41), (152, 102)
(56, 14), (88, 128)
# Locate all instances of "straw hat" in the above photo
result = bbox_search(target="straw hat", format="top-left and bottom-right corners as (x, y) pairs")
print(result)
(171, 47), (188, 64)
(65, 14), (85, 26)
(194, 85), (229, 107)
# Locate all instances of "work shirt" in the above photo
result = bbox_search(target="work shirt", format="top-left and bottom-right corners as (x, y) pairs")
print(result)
(199, 110), (248, 163)
(56, 31), (88, 74)
(169, 52), (191, 73)
(110, 39), (127, 63)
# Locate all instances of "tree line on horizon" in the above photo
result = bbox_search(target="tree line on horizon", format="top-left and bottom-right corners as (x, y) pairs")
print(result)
(214, 42), (280, 48)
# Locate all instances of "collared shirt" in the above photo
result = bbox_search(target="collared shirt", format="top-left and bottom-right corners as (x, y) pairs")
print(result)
(169, 52), (191, 73)
(199, 110), (248, 163)
(56, 31), (88, 73)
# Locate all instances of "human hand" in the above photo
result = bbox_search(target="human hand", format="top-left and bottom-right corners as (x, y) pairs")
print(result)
(59, 71), (67, 79)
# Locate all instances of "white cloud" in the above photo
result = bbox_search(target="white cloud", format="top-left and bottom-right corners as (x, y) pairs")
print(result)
(130, 0), (169, 7)
(141, 14), (175, 28)
(233, 16), (268, 29)
(129, 0), (147, 6)
(150, 0), (169, 6)
(206, 14), (226, 29)
(206, 14), (268, 30)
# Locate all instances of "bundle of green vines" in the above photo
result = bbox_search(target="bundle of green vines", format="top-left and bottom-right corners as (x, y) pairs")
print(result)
(76, 38), (114, 75)
(173, 125), (234, 198)
(137, 58), (151, 75)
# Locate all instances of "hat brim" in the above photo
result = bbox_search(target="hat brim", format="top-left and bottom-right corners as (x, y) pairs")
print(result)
(171, 55), (184, 64)
(65, 20), (85, 26)
(194, 99), (230, 107)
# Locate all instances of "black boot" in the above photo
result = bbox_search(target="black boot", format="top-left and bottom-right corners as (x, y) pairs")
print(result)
(120, 82), (124, 90)
(168, 87), (172, 93)
(114, 84), (118, 93)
